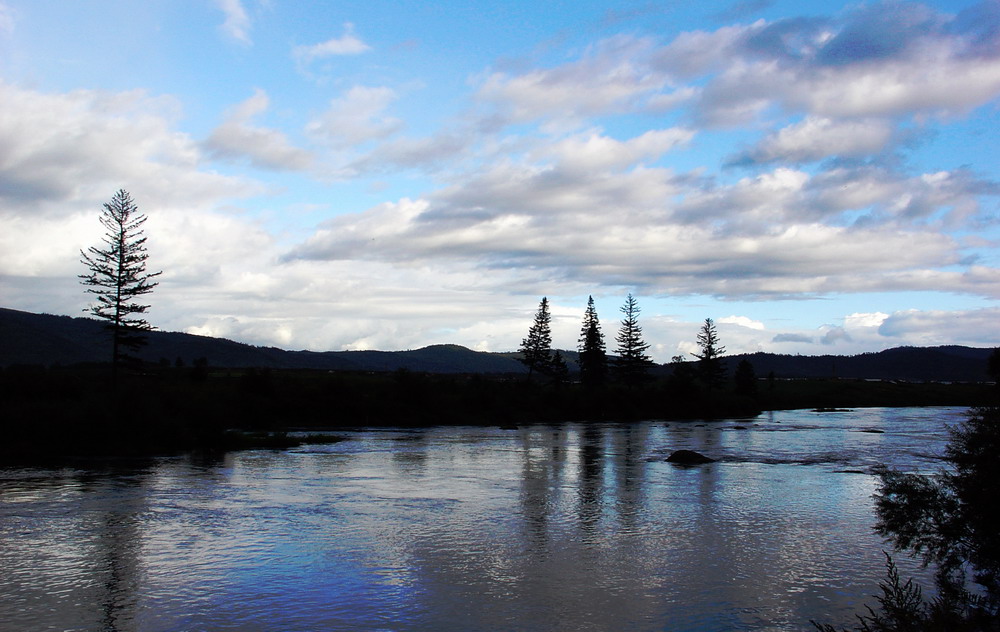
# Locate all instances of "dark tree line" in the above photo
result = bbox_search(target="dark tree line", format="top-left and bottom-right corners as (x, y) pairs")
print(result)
(518, 295), (743, 394)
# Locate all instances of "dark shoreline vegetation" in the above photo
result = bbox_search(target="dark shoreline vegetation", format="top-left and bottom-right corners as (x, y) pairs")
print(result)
(1, 361), (995, 462)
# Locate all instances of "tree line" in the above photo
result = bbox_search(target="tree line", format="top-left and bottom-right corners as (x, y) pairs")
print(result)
(518, 294), (747, 392)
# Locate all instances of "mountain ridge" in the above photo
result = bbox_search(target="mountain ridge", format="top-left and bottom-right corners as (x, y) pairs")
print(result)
(0, 307), (994, 381)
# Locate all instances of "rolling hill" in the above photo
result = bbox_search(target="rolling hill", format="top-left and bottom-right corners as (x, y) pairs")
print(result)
(0, 307), (994, 381)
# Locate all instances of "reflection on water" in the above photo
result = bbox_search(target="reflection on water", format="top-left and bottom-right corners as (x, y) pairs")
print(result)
(0, 407), (966, 631)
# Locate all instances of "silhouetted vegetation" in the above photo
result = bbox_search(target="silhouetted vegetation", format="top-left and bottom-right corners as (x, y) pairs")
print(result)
(79, 190), (161, 383)
(694, 317), (727, 390)
(734, 358), (757, 398)
(2, 355), (994, 463)
(613, 293), (654, 387)
(815, 404), (1000, 631)
(2, 287), (998, 463)
(518, 297), (554, 379)
(3, 307), (994, 381)
(577, 295), (608, 389)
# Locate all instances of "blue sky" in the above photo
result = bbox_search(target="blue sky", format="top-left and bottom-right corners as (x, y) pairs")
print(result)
(1, 0), (999, 361)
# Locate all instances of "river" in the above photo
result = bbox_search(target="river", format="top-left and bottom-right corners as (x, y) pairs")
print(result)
(0, 407), (966, 631)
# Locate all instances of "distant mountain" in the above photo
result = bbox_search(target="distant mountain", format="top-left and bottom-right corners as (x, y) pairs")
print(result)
(722, 347), (995, 383)
(0, 308), (526, 374)
(0, 307), (994, 381)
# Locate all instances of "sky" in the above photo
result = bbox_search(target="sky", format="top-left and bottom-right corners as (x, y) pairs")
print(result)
(1, 0), (999, 362)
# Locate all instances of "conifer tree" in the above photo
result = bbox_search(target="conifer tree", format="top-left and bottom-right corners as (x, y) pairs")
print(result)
(550, 350), (570, 386)
(578, 295), (607, 388)
(693, 318), (727, 389)
(613, 293), (653, 387)
(80, 189), (161, 382)
(518, 297), (553, 379)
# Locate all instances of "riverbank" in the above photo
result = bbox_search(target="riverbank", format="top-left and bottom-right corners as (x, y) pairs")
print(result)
(1, 364), (994, 461)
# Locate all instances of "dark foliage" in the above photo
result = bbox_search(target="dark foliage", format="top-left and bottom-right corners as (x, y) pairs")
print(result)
(818, 406), (1000, 631)
(613, 293), (653, 387)
(577, 295), (608, 389)
(3, 308), (995, 383)
(2, 360), (994, 464)
(79, 190), (161, 381)
(519, 297), (553, 379)
(813, 554), (942, 632)
(727, 347), (994, 383)
(874, 407), (1000, 609)
(734, 358), (758, 397)
(550, 350), (570, 386)
(693, 318), (727, 390)
(988, 349), (1000, 386)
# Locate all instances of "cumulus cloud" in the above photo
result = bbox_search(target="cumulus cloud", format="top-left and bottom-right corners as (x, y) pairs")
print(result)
(293, 23), (371, 64)
(203, 89), (314, 171)
(649, 1), (1000, 128)
(719, 315), (765, 330)
(821, 326), (852, 345)
(531, 128), (694, 172)
(844, 312), (890, 329)
(285, 164), (983, 302)
(0, 81), (248, 214)
(878, 308), (1000, 345)
(729, 116), (895, 165)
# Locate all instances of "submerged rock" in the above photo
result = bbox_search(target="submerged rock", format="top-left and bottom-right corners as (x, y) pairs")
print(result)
(666, 449), (716, 465)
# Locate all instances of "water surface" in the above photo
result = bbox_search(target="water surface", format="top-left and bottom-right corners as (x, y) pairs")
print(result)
(0, 407), (965, 631)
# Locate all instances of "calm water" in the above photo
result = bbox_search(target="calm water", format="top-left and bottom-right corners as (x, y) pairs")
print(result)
(0, 407), (967, 632)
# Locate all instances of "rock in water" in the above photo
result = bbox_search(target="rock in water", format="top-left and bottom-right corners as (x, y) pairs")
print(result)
(666, 449), (716, 464)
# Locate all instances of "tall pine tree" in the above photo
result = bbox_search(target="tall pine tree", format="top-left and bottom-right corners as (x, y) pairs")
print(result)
(613, 293), (653, 387)
(80, 189), (161, 382)
(577, 295), (607, 388)
(518, 297), (553, 379)
(693, 318), (727, 390)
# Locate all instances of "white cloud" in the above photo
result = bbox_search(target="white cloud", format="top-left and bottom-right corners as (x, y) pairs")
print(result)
(719, 315), (765, 330)
(790, 53), (1000, 118)
(0, 81), (249, 214)
(293, 23), (371, 64)
(203, 89), (314, 171)
(844, 312), (889, 329)
(532, 128), (694, 172)
(652, 23), (749, 78)
(732, 116), (895, 164)
(477, 35), (666, 127)
(216, 0), (251, 44)
(878, 308), (1000, 345)
(821, 326), (851, 345)
(350, 131), (472, 173)
(307, 86), (403, 148)
(694, 4), (1000, 125)
(285, 169), (982, 301)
